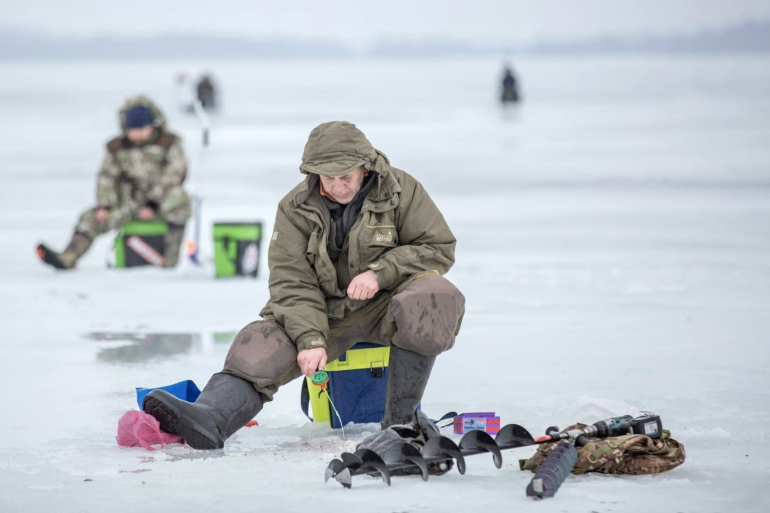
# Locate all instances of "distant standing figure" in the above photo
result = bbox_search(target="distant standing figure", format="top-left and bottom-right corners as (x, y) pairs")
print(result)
(36, 96), (192, 270)
(196, 75), (217, 110)
(175, 72), (194, 112)
(501, 66), (520, 104)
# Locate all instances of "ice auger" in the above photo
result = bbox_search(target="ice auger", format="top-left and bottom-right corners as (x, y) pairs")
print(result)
(324, 413), (663, 495)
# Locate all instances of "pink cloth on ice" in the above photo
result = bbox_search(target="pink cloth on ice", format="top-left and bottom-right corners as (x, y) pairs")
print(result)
(117, 410), (181, 450)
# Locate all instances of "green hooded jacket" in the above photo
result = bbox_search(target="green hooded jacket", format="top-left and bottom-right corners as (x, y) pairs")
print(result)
(96, 96), (188, 218)
(260, 121), (456, 352)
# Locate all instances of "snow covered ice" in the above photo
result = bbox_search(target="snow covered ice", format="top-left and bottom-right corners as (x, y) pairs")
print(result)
(1, 56), (769, 512)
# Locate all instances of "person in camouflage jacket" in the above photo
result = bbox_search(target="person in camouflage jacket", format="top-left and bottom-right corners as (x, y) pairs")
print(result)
(37, 95), (192, 269)
(143, 121), (465, 451)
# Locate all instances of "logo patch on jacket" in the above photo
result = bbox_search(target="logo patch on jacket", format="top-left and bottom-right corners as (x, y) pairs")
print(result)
(375, 231), (393, 243)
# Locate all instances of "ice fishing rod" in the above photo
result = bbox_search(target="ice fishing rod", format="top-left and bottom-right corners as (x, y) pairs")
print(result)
(186, 99), (209, 265)
(192, 99), (210, 148)
(310, 371), (346, 439)
(324, 413), (663, 490)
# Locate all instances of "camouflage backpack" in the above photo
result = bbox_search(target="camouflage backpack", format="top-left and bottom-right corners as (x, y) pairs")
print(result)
(519, 423), (686, 475)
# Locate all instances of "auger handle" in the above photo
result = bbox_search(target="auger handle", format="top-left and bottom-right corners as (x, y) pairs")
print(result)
(526, 441), (578, 499)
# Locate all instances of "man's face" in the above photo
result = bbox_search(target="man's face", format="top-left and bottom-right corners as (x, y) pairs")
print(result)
(319, 167), (365, 204)
(126, 125), (154, 144)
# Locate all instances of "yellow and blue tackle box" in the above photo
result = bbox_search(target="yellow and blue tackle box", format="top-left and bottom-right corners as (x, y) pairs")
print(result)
(301, 343), (390, 428)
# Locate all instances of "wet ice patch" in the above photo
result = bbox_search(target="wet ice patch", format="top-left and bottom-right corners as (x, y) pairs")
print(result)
(84, 330), (238, 363)
(86, 331), (199, 363)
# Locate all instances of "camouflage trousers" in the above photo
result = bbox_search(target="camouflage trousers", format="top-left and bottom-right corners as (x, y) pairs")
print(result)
(75, 186), (192, 239)
(223, 273), (465, 401)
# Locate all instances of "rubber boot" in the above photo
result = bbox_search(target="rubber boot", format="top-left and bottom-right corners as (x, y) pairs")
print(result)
(381, 345), (436, 429)
(372, 346), (450, 476)
(142, 372), (263, 450)
(163, 223), (186, 267)
(36, 232), (92, 270)
(372, 346), (453, 476)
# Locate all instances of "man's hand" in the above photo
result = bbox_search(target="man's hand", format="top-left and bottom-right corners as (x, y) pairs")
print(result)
(347, 270), (379, 300)
(138, 206), (156, 220)
(297, 347), (328, 378)
(95, 208), (109, 223)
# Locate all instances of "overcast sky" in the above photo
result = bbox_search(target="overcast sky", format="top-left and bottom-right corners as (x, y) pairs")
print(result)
(2, 0), (769, 45)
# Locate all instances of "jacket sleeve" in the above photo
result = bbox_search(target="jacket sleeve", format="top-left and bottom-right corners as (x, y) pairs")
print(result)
(96, 151), (121, 208)
(147, 140), (187, 205)
(367, 177), (456, 290)
(268, 203), (331, 352)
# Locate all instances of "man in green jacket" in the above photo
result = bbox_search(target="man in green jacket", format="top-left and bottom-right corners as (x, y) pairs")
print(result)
(37, 96), (191, 269)
(143, 121), (465, 453)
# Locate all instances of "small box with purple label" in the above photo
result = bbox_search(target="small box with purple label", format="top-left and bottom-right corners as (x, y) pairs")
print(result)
(453, 412), (501, 435)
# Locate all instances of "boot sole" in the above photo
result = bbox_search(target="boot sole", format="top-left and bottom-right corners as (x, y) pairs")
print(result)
(36, 245), (70, 270)
(143, 395), (224, 450)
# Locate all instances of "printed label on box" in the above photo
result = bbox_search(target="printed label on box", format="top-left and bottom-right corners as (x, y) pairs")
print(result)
(463, 418), (487, 431)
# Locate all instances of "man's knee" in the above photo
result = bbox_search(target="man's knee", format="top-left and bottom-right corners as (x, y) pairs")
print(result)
(158, 187), (192, 225)
(222, 320), (299, 394)
(75, 208), (106, 239)
(390, 274), (465, 356)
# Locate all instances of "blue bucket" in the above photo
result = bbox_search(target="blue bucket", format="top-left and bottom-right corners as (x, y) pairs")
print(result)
(136, 380), (201, 409)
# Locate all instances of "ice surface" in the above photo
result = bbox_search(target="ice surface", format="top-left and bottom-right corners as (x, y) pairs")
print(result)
(1, 56), (769, 512)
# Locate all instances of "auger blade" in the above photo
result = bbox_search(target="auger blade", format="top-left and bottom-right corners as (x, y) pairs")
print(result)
(354, 448), (391, 486)
(340, 452), (363, 470)
(335, 467), (353, 488)
(326, 458), (353, 488)
(383, 442), (429, 481)
(423, 436), (466, 475)
(495, 424), (536, 449)
(459, 430), (503, 469)
(325, 458), (344, 483)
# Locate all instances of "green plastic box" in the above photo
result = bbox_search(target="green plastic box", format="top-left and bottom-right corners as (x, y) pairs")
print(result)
(114, 221), (168, 268)
(213, 222), (262, 278)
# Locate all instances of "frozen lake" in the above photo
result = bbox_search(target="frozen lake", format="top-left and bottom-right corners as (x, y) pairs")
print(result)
(1, 55), (769, 512)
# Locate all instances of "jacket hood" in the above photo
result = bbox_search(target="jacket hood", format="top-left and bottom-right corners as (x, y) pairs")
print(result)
(118, 95), (167, 133)
(300, 121), (390, 177)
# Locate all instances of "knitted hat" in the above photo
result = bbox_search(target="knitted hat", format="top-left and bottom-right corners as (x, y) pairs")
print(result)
(125, 106), (154, 128)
